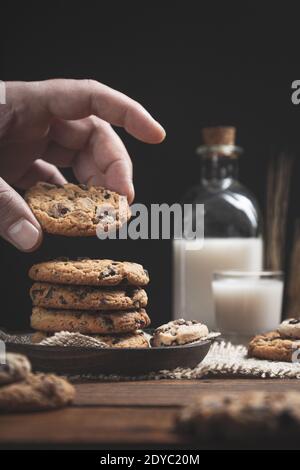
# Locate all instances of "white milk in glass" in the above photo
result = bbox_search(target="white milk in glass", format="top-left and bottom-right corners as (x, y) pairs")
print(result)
(173, 237), (263, 329)
(212, 276), (283, 337)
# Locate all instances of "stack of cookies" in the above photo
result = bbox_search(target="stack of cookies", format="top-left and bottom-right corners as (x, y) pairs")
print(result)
(28, 258), (151, 348)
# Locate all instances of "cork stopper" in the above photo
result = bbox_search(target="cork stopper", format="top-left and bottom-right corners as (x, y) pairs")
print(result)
(202, 126), (236, 146)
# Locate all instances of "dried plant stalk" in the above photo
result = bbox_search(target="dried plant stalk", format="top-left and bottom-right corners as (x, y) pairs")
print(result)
(286, 220), (300, 318)
(265, 152), (293, 271)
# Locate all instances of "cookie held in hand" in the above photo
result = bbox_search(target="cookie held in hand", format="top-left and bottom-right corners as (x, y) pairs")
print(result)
(25, 182), (131, 236)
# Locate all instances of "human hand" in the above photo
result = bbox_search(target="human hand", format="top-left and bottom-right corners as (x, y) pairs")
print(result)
(0, 79), (165, 251)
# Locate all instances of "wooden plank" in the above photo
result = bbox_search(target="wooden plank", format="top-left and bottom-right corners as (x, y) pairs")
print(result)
(0, 407), (182, 447)
(0, 404), (299, 449)
(74, 379), (300, 406)
(1, 380), (300, 448)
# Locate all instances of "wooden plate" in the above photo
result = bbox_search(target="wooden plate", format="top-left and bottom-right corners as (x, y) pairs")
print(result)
(5, 336), (212, 376)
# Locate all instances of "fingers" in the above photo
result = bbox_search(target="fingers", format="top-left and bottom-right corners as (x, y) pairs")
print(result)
(0, 177), (42, 252)
(86, 118), (134, 201)
(15, 159), (67, 189)
(48, 116), (135, 202)
(5, 79), (166, 144)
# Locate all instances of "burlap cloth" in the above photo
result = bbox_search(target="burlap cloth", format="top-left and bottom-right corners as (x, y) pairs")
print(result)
(1, 330), (300, 381)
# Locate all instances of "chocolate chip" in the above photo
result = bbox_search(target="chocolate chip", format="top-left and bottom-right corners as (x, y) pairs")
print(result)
(76, 257), (90, 261)
(102, 315), (114, 328)
(31, 287), (46, 299)
(78, 290), (88, 300)
(49, 203), (70, 218)
(99, 267), (117, 279)
(78, 184), (88, 190)
(104, 192), (111, 199)
(289, 319), (300, 325)
(59, 295), (67, 305)
(124, 286), (135, 297)
(92, 216), (102, 224)
(45, 287), (54, 299)
(58, 205), (69, 215)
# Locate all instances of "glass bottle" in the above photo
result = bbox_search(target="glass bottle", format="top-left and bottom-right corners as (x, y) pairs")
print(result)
(172, 127), (263, 329)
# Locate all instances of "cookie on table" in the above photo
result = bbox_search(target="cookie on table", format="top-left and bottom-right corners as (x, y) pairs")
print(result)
(30, 282), (148, 311)
(0, 353), (31, 386)
(0, 373), (75, 413)
(248, 331), (300, 362)
(32, 331), (150, 348)
(25, 182), (131, 236)
(31, 306), (151, 334)
(177, 391), (300, 441)
(278, 318), (300, 339)
(151, 319), (209, 347)
(29, 258), (149, 287)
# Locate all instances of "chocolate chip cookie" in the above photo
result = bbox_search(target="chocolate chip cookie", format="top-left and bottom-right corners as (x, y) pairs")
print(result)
(177, 391), (300, 441)
(278, 318), (300, 339)
(29, 259), (149, 287)
(25, 182), (131, 236)
(0, 353), (31, 386)
(248, 331), (300, 362)
(151, 319), (210, 347)
(32, 331), (150, 348)
(31, 306), (151, 334)
(0, 373), (75, 412)
(30, 282), (148, 310)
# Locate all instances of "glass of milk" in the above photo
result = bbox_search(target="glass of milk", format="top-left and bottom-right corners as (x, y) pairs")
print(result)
(212, 271), (284, 344)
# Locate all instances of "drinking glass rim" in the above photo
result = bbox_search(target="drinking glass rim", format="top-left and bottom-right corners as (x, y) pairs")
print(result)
(213, 270), (283, 279)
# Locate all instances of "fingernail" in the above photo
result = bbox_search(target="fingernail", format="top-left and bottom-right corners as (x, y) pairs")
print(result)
(128, 181), (135, 202)
(154, 121), (166, 141)
(7, 218), (40, 251)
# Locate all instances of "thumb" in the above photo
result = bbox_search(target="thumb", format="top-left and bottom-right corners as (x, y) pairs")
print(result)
(0, 178), (42, 251)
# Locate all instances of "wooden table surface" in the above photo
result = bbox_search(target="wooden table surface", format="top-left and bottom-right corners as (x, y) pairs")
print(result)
(1, 378), (300, 449)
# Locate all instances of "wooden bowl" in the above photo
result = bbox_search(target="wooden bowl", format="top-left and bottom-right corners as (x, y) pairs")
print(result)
(5, 337), (212, 376)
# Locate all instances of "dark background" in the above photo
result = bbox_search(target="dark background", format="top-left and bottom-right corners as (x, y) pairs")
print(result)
(1, 2), (300, 329)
